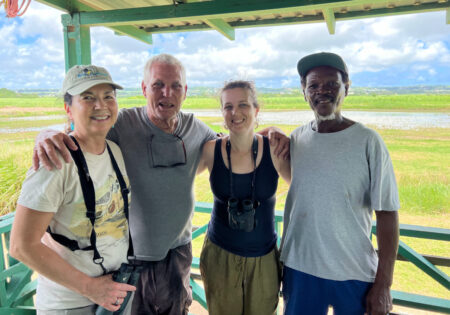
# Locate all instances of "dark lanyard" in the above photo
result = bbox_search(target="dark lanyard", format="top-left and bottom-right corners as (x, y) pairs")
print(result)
(226, 136), (258, 200)
(47, 136), (130, 275)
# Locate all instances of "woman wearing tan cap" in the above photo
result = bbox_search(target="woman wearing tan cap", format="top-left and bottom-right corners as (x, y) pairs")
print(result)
(10, 65), (135, 314)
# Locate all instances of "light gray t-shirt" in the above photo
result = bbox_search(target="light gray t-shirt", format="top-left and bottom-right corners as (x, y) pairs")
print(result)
(108, 107), (216, 261)
(280, 121), (400, 282)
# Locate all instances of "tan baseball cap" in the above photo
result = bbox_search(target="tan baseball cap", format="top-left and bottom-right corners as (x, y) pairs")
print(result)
(62, 65), (123, 95)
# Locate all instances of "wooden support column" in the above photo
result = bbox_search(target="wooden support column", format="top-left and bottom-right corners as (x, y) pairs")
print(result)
(62, 13), (92, 72)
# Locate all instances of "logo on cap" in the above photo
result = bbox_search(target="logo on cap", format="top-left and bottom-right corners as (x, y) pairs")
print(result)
(77, 67), (108, 79)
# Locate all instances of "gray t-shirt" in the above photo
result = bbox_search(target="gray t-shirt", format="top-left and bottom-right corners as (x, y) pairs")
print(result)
(280, 121), (399, 282)
(108, 107), (216, 261)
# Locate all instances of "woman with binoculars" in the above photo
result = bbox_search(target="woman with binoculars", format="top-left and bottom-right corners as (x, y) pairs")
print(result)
(10, 65), (136, 314)
(198, 80), (291, 315)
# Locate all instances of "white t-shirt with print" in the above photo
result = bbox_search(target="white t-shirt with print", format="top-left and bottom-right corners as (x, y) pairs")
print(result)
(18, 140), (130, 310)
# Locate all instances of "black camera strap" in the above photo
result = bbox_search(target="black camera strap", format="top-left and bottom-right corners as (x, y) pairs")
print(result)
(226, 135), (258, 201)
(47, 135), (130, 275)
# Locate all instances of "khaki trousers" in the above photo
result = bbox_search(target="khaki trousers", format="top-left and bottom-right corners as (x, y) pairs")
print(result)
(200, 237), (281, 315)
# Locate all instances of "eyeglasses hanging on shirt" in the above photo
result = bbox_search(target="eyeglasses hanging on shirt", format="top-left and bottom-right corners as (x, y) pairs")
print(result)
(150, 134), (187, 168)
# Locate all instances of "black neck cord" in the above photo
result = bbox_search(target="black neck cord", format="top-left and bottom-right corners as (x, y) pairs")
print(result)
(226, 135), (258, 201)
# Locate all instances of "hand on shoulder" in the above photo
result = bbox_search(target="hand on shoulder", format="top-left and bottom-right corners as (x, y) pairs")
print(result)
(33, 129), (77, 171)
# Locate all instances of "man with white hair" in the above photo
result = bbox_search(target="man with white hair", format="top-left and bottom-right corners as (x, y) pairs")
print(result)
(280, 52), (400, 315)
(33, 53), (289, 314)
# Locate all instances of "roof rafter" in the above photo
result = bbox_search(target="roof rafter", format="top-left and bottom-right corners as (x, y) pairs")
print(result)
(322, 8), (336, 34)
(36, 0), (153, 44)
(125, 2), (450, 35)
(77, 0), (351, 26)
(37, 0), (450, 43)
(204, 19), (235, 40)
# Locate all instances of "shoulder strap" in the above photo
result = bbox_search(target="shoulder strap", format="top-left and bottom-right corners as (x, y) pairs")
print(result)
(47, 136), (109, 274)
(106, 142), (134, 259)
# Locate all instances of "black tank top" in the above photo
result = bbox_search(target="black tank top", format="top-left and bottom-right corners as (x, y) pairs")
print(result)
(207, 136), (279, 257)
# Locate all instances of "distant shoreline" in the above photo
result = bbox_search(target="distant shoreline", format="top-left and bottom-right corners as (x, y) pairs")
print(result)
(2, 85), (450, 98)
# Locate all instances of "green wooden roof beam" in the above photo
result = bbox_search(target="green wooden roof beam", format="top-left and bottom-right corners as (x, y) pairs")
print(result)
(77, 0), (352, 26)
(225, 2), (449, 29)
(37, 0), (152, 45)
(76, 0), (450, 28)
(135, 2), (450, 35)
(204, 18), (235, 40)
(111, 26), (152, 44)
(322, 8), (336, 34)
(336, 2), (450, 21)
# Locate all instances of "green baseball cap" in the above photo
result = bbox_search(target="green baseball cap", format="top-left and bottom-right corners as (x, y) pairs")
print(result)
(297, 52), (348, 78)
(62, 65), (123, 95)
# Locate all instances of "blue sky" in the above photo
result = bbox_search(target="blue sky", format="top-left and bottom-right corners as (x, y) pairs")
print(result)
(0, 1), (449, 90)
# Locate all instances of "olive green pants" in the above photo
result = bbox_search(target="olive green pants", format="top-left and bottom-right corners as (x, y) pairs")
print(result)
(200, 237), (281, 315)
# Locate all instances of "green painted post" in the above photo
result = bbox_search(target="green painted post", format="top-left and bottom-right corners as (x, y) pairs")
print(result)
(62, 13), (92, 72)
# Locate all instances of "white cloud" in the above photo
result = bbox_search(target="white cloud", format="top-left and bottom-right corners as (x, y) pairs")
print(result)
(281, 79), (294, 87)
(0, 2), (449, 90)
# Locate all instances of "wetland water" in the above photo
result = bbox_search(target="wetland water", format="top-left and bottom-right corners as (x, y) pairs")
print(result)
(189, 110), (450, 130)
(1, 111), (449, 133)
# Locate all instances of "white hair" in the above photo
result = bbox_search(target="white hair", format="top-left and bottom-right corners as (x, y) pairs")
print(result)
(315, 112), (336, 121)
(143, 53), (186, 85)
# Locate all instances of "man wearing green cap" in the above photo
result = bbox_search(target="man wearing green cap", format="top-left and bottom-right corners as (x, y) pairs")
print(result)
(280, 52), (400, 315)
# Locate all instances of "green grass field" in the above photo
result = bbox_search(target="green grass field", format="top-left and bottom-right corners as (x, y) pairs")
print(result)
(0, 94), (449, 305)
(1, 94), (449, 116)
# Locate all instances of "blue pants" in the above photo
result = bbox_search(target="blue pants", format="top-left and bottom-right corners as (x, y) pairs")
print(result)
(282, 266), (372, 315)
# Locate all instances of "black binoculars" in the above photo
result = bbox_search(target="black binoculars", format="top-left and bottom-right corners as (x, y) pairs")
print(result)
(227, 197), (257, 232)
(95, 263), (143, 315)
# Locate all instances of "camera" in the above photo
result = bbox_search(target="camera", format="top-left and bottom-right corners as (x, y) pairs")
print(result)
(227, 197), (258, 232)
(95, 263), (143, 315)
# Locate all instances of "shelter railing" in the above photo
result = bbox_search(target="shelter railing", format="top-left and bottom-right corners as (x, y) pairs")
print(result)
(191, 202), (450, 314)
(0, 203), (449, 314)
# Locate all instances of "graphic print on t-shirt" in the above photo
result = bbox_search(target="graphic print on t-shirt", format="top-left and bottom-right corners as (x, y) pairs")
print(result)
(66, 174), (129, 244)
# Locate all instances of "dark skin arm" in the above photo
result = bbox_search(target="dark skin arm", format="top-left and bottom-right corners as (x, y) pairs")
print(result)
(257, 126), (290, 160)
(366, 211), (399, 315)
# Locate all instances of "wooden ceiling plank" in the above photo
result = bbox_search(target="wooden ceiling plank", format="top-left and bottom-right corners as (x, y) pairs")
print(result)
(36, 0), (92, 12)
